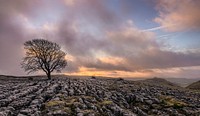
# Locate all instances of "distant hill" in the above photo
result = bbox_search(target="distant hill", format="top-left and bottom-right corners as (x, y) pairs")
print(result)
(165, 78), (200, 87)
(140, 77), (179, 87)
(186, 80), (200, 90)
(126, 77), (199, 87)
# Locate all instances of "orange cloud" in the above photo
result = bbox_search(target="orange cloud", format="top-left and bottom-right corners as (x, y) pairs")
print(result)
(155, 0), (200, 32)
(98, 56), (126, 66)
(64, 0), (76, 6)
(65, 66), (151, 77)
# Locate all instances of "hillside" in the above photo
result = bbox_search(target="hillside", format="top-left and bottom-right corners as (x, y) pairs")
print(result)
(186, 80), (200, 90)
(140, 77), (179, 88)
(165, 78), (200, 87)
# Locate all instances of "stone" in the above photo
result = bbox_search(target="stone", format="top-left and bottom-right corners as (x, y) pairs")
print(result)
(145, 100), (153, 105)
(20, 109), (33, 115)
(77, 113), (84, 116)
(17, 114), (27, 116)
(68, 89), (74, 96)
(137, 108), (148, 116)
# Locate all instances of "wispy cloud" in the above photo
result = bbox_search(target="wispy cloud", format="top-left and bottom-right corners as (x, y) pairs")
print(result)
(154, 0), (200, 32)
(144, 26), (166, 31)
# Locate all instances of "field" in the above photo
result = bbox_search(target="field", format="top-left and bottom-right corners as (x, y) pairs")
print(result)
(0, 76), (199, 116)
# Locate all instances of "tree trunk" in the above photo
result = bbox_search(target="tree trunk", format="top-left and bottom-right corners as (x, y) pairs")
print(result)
(47, 71), (51, 80)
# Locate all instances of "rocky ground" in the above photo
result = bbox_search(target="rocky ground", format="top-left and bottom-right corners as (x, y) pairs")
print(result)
(0, 77), (199, 116)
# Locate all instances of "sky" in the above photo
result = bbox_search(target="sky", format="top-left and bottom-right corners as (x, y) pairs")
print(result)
(0, 0), (200, 78)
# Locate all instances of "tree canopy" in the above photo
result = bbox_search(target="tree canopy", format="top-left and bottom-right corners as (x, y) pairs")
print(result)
(21, 39), (67, 79)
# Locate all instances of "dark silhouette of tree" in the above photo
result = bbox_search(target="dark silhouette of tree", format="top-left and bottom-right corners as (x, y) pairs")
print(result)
(21, 39), (67, 80)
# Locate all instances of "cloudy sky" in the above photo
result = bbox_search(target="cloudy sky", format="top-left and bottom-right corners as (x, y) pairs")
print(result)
(0, 0), (200, 78)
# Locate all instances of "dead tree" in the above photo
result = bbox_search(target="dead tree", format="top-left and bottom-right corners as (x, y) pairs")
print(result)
(21, 39), (67, 80)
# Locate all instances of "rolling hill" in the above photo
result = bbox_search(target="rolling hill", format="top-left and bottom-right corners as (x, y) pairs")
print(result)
(186, 80), (200, 90)
(140, 77), (179, 87)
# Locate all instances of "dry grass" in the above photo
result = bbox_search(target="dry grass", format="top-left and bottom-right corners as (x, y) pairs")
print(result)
(160, 95), (187, 108)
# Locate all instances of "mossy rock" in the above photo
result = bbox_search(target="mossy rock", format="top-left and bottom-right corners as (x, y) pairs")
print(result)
(159, 96), (187, 108)
(42, 100), (73, 115)
(45, 100), (65, 107)
(65, 98), (77, 106)
(98, 100), (113, 106)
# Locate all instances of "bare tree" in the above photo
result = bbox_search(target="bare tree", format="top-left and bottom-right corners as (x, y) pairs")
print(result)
(21, 39), (67, 80)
